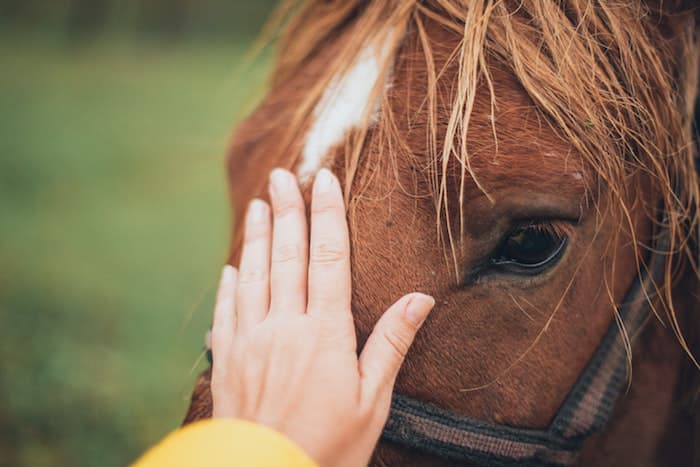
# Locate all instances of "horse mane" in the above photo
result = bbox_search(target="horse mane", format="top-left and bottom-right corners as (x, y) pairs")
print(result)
(259, 0), (700, 390)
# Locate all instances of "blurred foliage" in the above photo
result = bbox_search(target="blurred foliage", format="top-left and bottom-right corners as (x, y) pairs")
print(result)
(0, 0), (279, 40)
(0, 3), (273, 466)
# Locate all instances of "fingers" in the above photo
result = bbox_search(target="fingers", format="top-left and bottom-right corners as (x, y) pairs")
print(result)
(359, 293), (435, 401)
(236, 199), (272, 333)
(307, 169), (352, 319)
(211, 265), (237, 371)
(268, 169), (308, 315)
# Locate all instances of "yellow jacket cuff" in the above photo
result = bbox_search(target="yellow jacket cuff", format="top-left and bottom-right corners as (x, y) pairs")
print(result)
(133, 419), (318, 467)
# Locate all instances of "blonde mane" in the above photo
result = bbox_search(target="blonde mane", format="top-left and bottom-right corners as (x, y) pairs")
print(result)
(259, 0), (699, 367)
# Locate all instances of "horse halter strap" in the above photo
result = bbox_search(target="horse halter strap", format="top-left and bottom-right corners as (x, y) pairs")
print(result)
(380, 243), (666, 466)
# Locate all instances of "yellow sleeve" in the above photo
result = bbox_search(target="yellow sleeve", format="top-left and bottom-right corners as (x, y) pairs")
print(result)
(133, 419), (318, 467)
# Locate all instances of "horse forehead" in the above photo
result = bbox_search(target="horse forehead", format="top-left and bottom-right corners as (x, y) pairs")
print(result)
(296, 40), (390, 184)
(294, 28), (585, 195)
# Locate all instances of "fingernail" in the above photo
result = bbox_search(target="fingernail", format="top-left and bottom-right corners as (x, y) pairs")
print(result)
(314, 168), (333, 194)
(270, 168), (293, 197)
(221, 264), (235, 284)
(405, 293), (435, 326)
(247, 198), (267, 222)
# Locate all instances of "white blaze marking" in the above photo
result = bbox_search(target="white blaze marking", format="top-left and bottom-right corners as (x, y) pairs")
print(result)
(298, 41), (389, 183)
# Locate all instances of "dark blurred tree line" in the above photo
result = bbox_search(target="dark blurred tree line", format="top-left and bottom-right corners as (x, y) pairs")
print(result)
(0, 0), (279, 40)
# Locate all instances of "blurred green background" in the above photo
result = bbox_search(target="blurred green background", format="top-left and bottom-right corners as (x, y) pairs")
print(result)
(0, 2), (277, 465)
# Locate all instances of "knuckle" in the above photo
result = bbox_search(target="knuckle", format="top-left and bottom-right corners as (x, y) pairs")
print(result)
(210, 376), (223, 395)
(273, 198), (303, 217)
(272, 243), (303, 264)
(310, 239), (346, 264)
(383, 326), (411, 360)
(210, 327), (226, 348)
(237, 267), (267, 285)
(211, 326), (233, 349)
(311, 198), (340, 215)
(210, 365), (231, 391)
(244, 223), (268, 242)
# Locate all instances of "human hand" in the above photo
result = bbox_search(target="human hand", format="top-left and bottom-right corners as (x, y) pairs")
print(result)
(210, 167), (434, 467)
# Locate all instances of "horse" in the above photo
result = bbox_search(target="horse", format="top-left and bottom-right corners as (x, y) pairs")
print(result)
(183, 1), (700, 465)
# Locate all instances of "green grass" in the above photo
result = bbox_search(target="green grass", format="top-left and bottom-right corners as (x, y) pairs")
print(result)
(0, 33), (269, 466)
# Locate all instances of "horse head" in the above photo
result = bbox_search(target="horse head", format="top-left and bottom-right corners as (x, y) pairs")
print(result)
(186, 1), (700, 465)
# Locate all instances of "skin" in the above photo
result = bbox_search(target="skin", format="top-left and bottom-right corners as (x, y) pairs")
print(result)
(210, 167), (435, 467)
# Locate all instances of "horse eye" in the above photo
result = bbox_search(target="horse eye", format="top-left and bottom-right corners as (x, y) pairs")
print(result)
(491, 224), (567, 273)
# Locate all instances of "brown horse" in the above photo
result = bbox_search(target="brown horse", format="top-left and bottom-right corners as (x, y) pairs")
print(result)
(184, 1), (700, 465)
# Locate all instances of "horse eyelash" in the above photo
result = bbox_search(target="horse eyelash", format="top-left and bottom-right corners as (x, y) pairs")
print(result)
(513, 220), (574, 239)
(466, 219), (572, 282)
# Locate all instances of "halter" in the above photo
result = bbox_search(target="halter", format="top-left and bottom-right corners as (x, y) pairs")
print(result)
(379, 241), (665, 466)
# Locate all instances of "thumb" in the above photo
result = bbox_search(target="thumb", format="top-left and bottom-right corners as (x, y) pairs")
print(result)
(359, 293), (435, 402)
